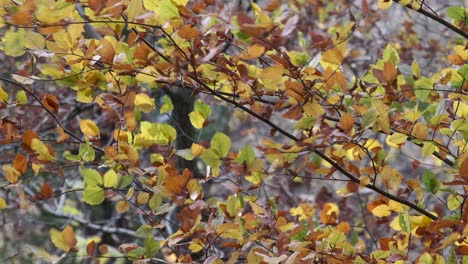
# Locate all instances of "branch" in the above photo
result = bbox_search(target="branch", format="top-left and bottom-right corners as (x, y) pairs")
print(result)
(187, 72), (438, 220)
(0, 76), (104, 154)
(396, 1), (468, 39)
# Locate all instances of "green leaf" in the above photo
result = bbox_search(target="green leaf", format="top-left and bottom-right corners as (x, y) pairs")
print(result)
(149, 193), (163, 211)
(211, 132), (231, 157)
(63, 151), (81, 161)
(189, 111), (205, 129)
(295, 116), (315, 130)
(160, 95), (174, 114)
(2, 28), (26, 57)
(194, 100), (212, 118)
(382, 44), (400, 65)
(411, 60), (420, 78)
(235, 145), (256, 168)
(83, 186), (105, 205)
(79, 142), (95, 162)
(361, 108), (378, 128)
(446, 6), (465, 20)
(144, 235), (159, 258)
(414, 77), (433, 101)
(200, 149), (222, 172)
(421, 142), (435, 158)
(422, 169), (439, 193)
(226, 195), (242, 217)
(82, 169), (102, 186)
(327, 231), (346, 246)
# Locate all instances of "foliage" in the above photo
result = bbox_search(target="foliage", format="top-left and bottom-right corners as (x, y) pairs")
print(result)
(0, 0), (467, 263)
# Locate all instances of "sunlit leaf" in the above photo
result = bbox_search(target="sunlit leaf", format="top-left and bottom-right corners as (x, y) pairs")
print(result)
(80, 119), (100, 138)
(134, 93), (156, 113)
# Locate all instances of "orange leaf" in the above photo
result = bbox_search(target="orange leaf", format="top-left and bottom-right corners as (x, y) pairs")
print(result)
(57, 125), (70, 143)
(320, 203), (339, 224)
(178, 25), (200, 40)
(460, 158), (468, 182)
(339, 112), (355, 133)
(41, 94), (59, 114)
(40, 183), (53, 199)
(282, 105), (302, 120)
(22, 129), (39, 152)
(383, 61), (397, 82)
(62, 225), (78, 251)
(165, 168), (192, 195)
(13, 154), (27, 174)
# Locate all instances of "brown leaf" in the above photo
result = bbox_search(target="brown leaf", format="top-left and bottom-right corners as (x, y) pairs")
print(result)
(86, 240), (96, 257)
(460, 158), (468, 182)
(282, 105), (302, 120)
(178, 25), (200, 40)
(165, 168), (192, 195)
(41, 94), (59, 114)
(320, 203), (339, 225)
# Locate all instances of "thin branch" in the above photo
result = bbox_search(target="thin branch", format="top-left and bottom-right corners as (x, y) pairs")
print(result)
(395, 1), (468, 39)
(187, 72), (438, 220)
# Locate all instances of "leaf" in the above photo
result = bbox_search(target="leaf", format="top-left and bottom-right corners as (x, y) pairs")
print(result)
(383, 61), (397, 82)
(24, 31), (45, 50)
(422, 169), (439, 193)
(2, 28), (26, 57)
(0, 87), (8, 102)
(144, 235), (159, 257)
(189, 111), (206, 129)
(211, 132), (231, 158)
(31, 138), (55, 161)
(177, 24), (200, 40)
(50, 225), (77, 252)
(134, 93), (156, 113)
(339, 112), (355, 133)
(103, 169), (120, 188)
(370, 204), (392, 218)
(236, 145), (256, 168)
(13, 154), (27, 174)
(82, 168), (102, 186)
(386, 132), (407, 148)
(80, 119), (100, 138)
(0, 197), (6, 210)
(382, 44), (400, 65)
(41, 94), (59, 113)
(16, 90), (27, 105)
(160, 95), (173, 114)
(320, 203), (339, 224)
(242, 44), (265, 59)
(116, 200), (130, 213)
(83, 186), (105, 205)
(447, 6), (465, 20)
(447, 194), (462, 211)
(414, 77), (433, 101)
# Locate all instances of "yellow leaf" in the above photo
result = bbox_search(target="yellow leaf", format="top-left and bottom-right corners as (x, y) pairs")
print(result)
(189, 111), (205, 129)
(371, 204), (392, 217)
(378, 0), (393, 10)
(103, 169), (120, 188)
(241, 44), (265, 59)
(412, 122), (428, 139)
(57, 125), (70, 143)
(217, 223), (242, 240)
(0, 87), (8, 102)
(191, 143), (206, 156)
(320, 42), (347, 70)
(50, 225), (77, 252)
(80, 119), (100, 138)
(116, 200), (130, 213)
(134, 93), (156, 113)
(447, 194), (462, 211)
(189, 239), (204, 253)
(320, 203), (339, 224)
(16, 90), (27, 105)
(2, 165), (20, 184)
(0, 197), (6, 210)
(386, 132), (408, 148)
(24, 31), (45, 50)
(31, 138), (55, 161)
